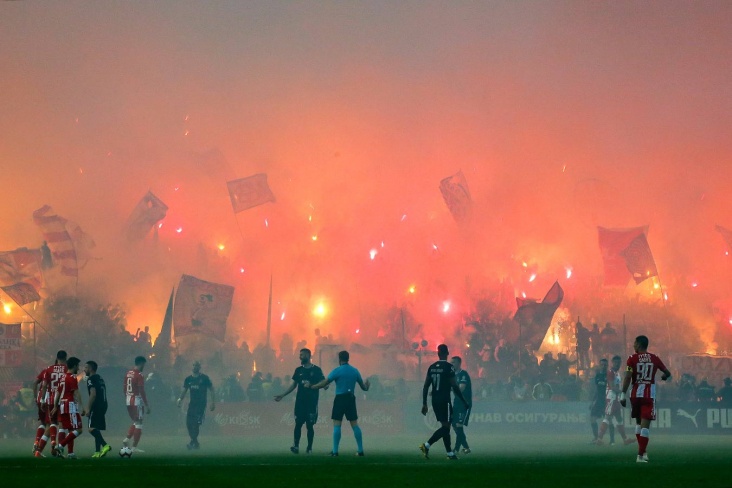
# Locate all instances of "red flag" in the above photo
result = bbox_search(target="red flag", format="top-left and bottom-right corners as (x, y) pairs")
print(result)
(512, 281), (564, 351)
(716, 225), (732, 251)
(1, 282), (41, 305)
(126, 191), (169, 241)
(227, 174), (276, 213)
(33, 205), (79, 278)
(173, 275), (235, 342)
(0, 248), (42, 291)
(439, 170), (472, 223)
(597, 226), (647, 286)
(619, 233), (658, 284)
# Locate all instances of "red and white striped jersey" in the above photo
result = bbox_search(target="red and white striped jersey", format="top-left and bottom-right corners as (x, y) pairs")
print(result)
(606, 369), (622, 401)
(57, 372), (79, 407)
(41, 364), (68, 406)
(627, 352), (667, 400)
(124, 369), (147, 407)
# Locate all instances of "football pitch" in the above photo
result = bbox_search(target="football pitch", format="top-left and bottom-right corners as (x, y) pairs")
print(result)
(2, 434), (731, 488)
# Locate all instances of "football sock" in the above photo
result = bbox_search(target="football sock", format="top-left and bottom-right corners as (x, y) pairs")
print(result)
(61, 430), (79, 447)
(353, 425), (363, 453)
(68, 438), (75, 455)
(635, 425), (641, 444)
(306, 421), (315, 450)
(332, 425), (342, 454)
(441, 426), (452, 453)
(127, 424), (136, 439)
(91, 429), (103, 451)
(49, 424), (58, 444)
(454, 426), (466, 451)
(35, 425), (46, 443)
(638, 428), (649, 455)
(294, 419), (304, 447)
(133, 428), (142, 447)
(598, 421), (608, 440)
(609, 423), (615, 442)
(58, 429), (67, 447)
(424, 442), (431, 450)
(38, 435), (48, 452)
(591, 421), (598, 439)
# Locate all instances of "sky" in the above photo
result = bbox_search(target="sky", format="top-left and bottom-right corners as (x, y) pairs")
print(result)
(2, 1), (732, 355)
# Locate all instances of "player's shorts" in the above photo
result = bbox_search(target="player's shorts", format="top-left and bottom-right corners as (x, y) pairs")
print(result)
(127, 404), (144, 422)
(630, 397), (656, 421)
(187, 405), (206, 426)
(590, 400), (605, 418)
(432, 399), (453, 424)
(604, 399), (622, 418)
(452, 404), (471, 426)
(295, 401), (319, 424)
(88, 408), (107, 430)
(331, 393), (358, 422)
(59, 401), (81, 430)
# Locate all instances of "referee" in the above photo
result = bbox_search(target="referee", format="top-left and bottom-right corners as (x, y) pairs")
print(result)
(307, 350), (370, 456)
(84, 361), (110, 458)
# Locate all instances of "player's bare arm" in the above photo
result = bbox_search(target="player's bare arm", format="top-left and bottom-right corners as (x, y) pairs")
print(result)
(75, 388), (86, 417)
(177, 385), (189, 407)
(274, 380), (297, 401)
(306, 378), (331, 390)
(421, 374), (431, 415)
(619, 369), (632, 407)
(660, 368), (672, 381)
(358, 378), (370, 391)
(450, 377), (469, 407)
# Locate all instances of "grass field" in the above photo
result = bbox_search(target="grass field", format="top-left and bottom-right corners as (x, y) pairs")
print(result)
(2, 433), (731, 487)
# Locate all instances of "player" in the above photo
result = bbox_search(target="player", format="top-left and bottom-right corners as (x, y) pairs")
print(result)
(53, 357), (85, 459)
(31, 366), (49, 454)
(84, 361), (110, 457)
(274, 348), (326, 454)
(589, 358), (608, 444)
(596, 355), (634, 446)
(420, 344), (469, 460)
(306, 350), (370, 456)
(620, 335), (671, 463)
(177, 360), (215, 449)
(450, 356), (472, 454)
(34, 350), (68, 457)
(122, 356), (150, 453)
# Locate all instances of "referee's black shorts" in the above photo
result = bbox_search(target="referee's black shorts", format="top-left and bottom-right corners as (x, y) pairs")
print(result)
(432, 399), (452, 424)
(331, 393), (358, 422)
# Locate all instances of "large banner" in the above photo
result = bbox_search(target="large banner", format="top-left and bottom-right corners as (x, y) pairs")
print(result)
(679, 354), (732, 388)
(173, 275), (235, 342)
(213, 401), (404, 436)
(0, 323), (22, 366)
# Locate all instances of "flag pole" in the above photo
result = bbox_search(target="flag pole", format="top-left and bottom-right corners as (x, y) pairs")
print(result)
(266, 274), (273, 348)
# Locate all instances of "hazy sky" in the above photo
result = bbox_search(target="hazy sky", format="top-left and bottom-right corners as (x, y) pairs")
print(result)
(2, 1), (732, 350)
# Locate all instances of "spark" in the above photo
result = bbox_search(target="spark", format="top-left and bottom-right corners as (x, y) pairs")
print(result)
(239, 267), (245, 273)
(562, 164), (567, 173)
(218, 244), (225, 251)
(176, 227), (183, 233)
(369, 249), (378, 260)
(442, 301), (451, 313)
(408, 285), (416, 294)
(3, 303), (11, 314)
(691, 282), (698, 288)
(184, 130), (190, 136)
(401, 214), (407, 222)
(726, 251), (729, 256)
(158, 222), (163, 229)
(313, 303), (327, 318)
(565, 267), (572, 279)
(184, 115), (190, 121)
(664, 293), (669, 301)
(465, 343), (470, 348)
(380, 241), (385, 248)
(264, 219), (269, 227)
(653, 282), (660, 290)
(529, 273), (537, 282)
(79, 168), (84, 174)
(174, 186), (180, 191)
(355, 329), (360, 334)
(308, 215), (312, 222)
(729, 318), (732, 326)
(522, 262), (528, 268)
(312, 235), (318, 241)
(280, 312), (286, 321)
(521, 292), (527, 298)
(432, 243), (439, 251)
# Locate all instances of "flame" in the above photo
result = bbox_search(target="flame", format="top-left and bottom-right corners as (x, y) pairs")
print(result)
(408, 285), (416, 294)
(312, 235), (318, 241)
(3, 303), (11, 314)
(218, 244), (225, 251)
(369, 249), (378, 260)
(565, 267), (572, 279)
(176, 227), (183, 233)
(529, 273), (537, 282)
(313, 302), (327, 318)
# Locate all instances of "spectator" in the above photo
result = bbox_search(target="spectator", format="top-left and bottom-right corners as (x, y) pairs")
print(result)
(589, 323), (602, 363)
(696, 378), (716, 402)
(247, 372), (264, 402)
(576, 322), (591, 370)
(718, 377), (732, 406)
(532, 376), (554, 401)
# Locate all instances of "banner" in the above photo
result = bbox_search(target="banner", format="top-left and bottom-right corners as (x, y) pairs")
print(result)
(679, 354), (732, 388)
(619, 233), (658, 284)
(512, 281), (564, 351)
(597, 226), (648, 286)
(173, 275), (234, 342)
(439, 170), (472, 223)
(213, 400), (404, 436)
(227, 174), (276, 213)
(0, 323), (22, 366)
(1, 282), (41, 305)
(0, 248), (42, 292)
(125, 191), (168, 241)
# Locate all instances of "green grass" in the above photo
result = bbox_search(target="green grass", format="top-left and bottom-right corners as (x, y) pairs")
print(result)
(2, 434), (731, 487)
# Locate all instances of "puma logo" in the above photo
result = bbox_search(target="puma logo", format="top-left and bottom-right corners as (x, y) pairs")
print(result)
(676, 408), (701, 428)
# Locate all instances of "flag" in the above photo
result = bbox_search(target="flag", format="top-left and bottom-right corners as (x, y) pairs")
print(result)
(33, 205), (79, 278)
(0, 248), (43, 292)
(619, 233), (658, 284)
(597, 226), (647, 286)
(439, 170), (472, 223)
(125, 191), (169, 241)
(0, 323), (22, 366)
(512, 281), (564, 351)
(173, 275), (234, 342)
(1, 282), (41, 305)
(227, 174), (276, 213)
(716, 225), (732, 251)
